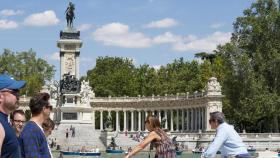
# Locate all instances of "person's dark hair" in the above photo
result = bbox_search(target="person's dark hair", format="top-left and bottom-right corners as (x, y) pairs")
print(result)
(209, 111), (225, 124)
(42, 118), (55, 130)
(145, 115), (161, 129)
(29, 93), (50, 116)
(10, 109), (25, 120)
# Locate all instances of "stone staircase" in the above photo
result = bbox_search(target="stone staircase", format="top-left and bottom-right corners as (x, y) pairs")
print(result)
(115, 133), (140, 149)
(49, 124), (106, 151)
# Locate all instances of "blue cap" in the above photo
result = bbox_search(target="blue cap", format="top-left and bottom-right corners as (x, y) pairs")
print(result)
(0, 74), (26, 90)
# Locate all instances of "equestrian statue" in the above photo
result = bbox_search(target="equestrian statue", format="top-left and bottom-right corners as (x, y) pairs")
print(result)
(65, 2), (75, 28)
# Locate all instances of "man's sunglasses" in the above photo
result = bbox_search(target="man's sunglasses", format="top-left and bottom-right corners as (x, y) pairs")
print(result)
(0, 90), (20, 98)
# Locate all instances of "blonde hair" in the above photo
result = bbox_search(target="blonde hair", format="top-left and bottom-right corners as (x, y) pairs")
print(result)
(42, 118), (55, 130)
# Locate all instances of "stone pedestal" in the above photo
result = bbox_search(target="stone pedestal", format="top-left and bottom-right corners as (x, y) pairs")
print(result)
(57, 28), (82, 80)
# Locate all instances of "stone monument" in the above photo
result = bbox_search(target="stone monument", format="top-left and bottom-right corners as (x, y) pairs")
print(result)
(54, 2), (94, 124)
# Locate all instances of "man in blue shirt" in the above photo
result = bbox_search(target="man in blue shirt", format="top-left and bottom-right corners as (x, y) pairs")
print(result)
(201, 111), (251, 158)
(20, 92), (53, 158)
(0, 74), (26, 158)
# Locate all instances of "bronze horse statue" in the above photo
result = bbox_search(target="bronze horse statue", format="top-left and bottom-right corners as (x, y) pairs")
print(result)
(65, 2), (75, 27)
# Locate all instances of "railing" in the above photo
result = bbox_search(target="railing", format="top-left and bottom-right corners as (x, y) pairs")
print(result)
(91, 92), (206, 102)
(19, 91), (219, 104)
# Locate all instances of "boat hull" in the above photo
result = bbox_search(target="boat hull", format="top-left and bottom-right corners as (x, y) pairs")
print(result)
(176, 151), (183, 155)
(61, 151), (101, 156)
(106, 149), (124, 153)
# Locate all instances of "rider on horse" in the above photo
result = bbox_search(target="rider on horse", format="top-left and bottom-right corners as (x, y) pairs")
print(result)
(65, 2), (75, 27)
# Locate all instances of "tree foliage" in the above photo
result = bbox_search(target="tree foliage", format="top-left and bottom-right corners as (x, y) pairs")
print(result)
(0, 49), (55, 96)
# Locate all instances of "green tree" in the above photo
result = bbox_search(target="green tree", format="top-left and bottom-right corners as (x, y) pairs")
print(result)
(86, 56), (137, 97)
(0, 49), (55, 96)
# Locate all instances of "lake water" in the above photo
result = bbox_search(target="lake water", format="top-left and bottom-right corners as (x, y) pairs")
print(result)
(52, 151), (259, 158)
(52, 151), (202, 158)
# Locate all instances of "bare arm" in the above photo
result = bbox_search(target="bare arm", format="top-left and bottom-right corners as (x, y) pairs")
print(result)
(0, 123), (5, 156)
(125, 131), (161, 158)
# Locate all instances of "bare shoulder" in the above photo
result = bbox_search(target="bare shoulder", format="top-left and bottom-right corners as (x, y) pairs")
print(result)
(149, 131), (161, 140)
(0, 122), (5, 141)
(0, 123), (4, 137)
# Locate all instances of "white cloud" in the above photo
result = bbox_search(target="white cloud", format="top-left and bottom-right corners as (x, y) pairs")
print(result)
(23, 10), (59, 26)
(92, 22), (151, 48)
(152, 65), (161, 70)
(145, 18), (178, 28)
(77, 24), (93, 31)
(153, 32), (181, 44)
(0, 9), (24, 16)
(210, 22), (225, 29)
(172, 31), (231, 52)
(0, 19), (18, 29)
(50, 52), (60, 61)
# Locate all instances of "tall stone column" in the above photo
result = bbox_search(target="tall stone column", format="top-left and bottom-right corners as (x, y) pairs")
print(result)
(202, 108), (205, 131)
(100, 110), (103, 131)
(158, 110), (161, 122)
(131, 111), (134, 131)
(145, 110), (148, 131)
(145, 110), (148, 119)
(181, 109), (184, 132)
(198, 108), (201, 131)
(75, 53), (80, 79)
(186, 109), (189, 131)
(205, 107), (211, 131)
(196, 108), (199, 131)
(138, 111), (141, 131)
(124, 110), (127, 132)
(194, 108), (197, 132)
(92, 110), (95, 130)
(116, 110), (119, 131)
(171, 110), (174, 132)
(164, 110), (168, 129)
(176, 109), (179, 132)
(191, 108), (194, 132)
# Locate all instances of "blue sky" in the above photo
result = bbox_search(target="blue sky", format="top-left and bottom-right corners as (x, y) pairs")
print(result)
(0, 0), (255, 79)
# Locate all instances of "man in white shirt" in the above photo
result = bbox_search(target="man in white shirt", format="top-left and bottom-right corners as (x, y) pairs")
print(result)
(201, 111), (251, 158)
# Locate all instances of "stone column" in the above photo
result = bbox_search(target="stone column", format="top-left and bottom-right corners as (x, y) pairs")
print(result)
(164, 110), (168, 129)
(191, 108), (194, 132)
(194, 108), (197, 132)
(124, 110), (127, 132)
(92, 110), (95, 130)
(205, 107), (211, 131)
(60, 53), (64, 80)
(145, 110), (148, 131)
(171, 110), (174, 132)
(138, 111), (141, 131)
(202, 108), (205, 131)
(198, 108), (201, 130)
(145, 110), (148, 119)
(116, 110), (120, 131)
(131, 110), (134, 131)
(181, 109), (184, 132)
(158, 110), (161, 122)
(100, 110), (103, 131)
(176, 109), (179, 132)
(75, 52), (80, 79)
(186, 109), (190, 132)
(196, 108), (198, 131)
